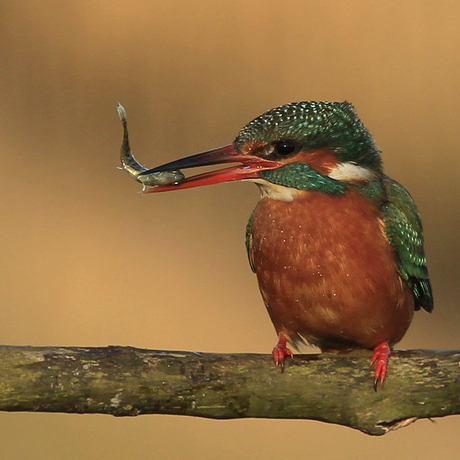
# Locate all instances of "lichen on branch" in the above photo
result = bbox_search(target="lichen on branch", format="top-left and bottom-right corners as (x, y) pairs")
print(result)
(0, 346), (458, 435)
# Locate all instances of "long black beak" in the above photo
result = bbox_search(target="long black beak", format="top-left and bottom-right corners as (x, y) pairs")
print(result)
(140, 143), (283, 193)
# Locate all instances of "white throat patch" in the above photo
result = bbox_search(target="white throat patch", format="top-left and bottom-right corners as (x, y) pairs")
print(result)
(327, 162), (375, 182)
(249, 178), (301, 202)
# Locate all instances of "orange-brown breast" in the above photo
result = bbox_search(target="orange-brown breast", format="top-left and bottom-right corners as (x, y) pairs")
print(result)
(250, 189), (414, 351)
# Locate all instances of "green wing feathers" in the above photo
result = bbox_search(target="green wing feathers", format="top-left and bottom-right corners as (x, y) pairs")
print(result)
(245, 212), (256, 273)
(381, 176), (433, 312)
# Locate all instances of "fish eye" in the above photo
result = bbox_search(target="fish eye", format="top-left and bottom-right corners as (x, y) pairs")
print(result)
(272, 140), (301, 157)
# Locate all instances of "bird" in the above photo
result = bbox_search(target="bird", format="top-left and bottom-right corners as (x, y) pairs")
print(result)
(138, 101), (433, 388)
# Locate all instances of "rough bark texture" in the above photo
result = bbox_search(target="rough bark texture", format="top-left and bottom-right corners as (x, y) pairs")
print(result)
(0, 345), (459, 435)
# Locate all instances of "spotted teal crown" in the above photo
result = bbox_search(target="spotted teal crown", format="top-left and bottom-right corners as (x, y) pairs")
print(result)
(235, 101), (383, 173)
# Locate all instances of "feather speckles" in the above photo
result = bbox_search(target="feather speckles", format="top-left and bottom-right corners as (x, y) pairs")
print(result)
(235, 101), (383, 172)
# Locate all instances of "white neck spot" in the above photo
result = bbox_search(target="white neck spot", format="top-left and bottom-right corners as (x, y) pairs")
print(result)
(328, 162), (375, 182)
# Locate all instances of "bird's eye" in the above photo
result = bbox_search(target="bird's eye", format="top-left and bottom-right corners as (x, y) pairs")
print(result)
(272, 140), (301, 157)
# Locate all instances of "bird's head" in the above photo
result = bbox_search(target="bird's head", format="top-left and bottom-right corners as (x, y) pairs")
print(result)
(142, 101), (382, 200)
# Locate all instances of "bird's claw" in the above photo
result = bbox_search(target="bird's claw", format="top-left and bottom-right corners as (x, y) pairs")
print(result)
(272, 334), (293, 372)
(371, 342), (391, 390)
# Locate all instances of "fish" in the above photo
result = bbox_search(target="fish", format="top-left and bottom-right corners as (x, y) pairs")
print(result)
(117, 103), (185, 191)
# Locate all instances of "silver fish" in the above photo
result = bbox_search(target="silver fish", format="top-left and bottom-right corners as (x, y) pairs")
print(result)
(117, 103), (185, 191)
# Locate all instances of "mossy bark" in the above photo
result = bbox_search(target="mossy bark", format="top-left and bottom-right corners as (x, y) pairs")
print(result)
(0, 346), (458, 435)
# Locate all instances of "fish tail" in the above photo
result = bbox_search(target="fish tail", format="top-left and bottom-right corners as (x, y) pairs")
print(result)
(117, 103), (148, 178)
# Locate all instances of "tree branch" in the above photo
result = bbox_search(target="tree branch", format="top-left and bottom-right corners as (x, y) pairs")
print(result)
(0, 345), (459, 435)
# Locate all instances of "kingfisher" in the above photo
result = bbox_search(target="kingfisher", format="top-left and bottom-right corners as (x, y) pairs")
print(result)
(137, 101), (433, 387)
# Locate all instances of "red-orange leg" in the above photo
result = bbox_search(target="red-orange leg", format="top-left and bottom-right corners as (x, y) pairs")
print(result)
(272, 333), (293, 372)
(371, 342), (391, 390)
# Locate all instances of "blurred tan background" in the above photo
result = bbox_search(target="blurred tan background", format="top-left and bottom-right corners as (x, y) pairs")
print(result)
(0, 1), (459, 459)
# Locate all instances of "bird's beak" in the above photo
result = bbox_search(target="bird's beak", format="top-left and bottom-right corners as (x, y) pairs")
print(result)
(140, 143), (283, 193)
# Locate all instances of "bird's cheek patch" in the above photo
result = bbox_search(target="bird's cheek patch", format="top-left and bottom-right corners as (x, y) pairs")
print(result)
(283, 148), (340, 176)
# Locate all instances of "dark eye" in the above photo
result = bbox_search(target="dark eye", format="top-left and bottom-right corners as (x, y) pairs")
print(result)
(272, 140), (301, 157)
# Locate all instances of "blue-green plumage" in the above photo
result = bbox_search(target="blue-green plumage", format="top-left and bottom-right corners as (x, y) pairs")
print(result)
(381, 176), (433, 312)
(235, 101), (383, 171)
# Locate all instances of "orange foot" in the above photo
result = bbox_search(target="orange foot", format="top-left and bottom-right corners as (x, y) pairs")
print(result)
(272, 334), (293, 372)
(371, 342), (391, 390)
